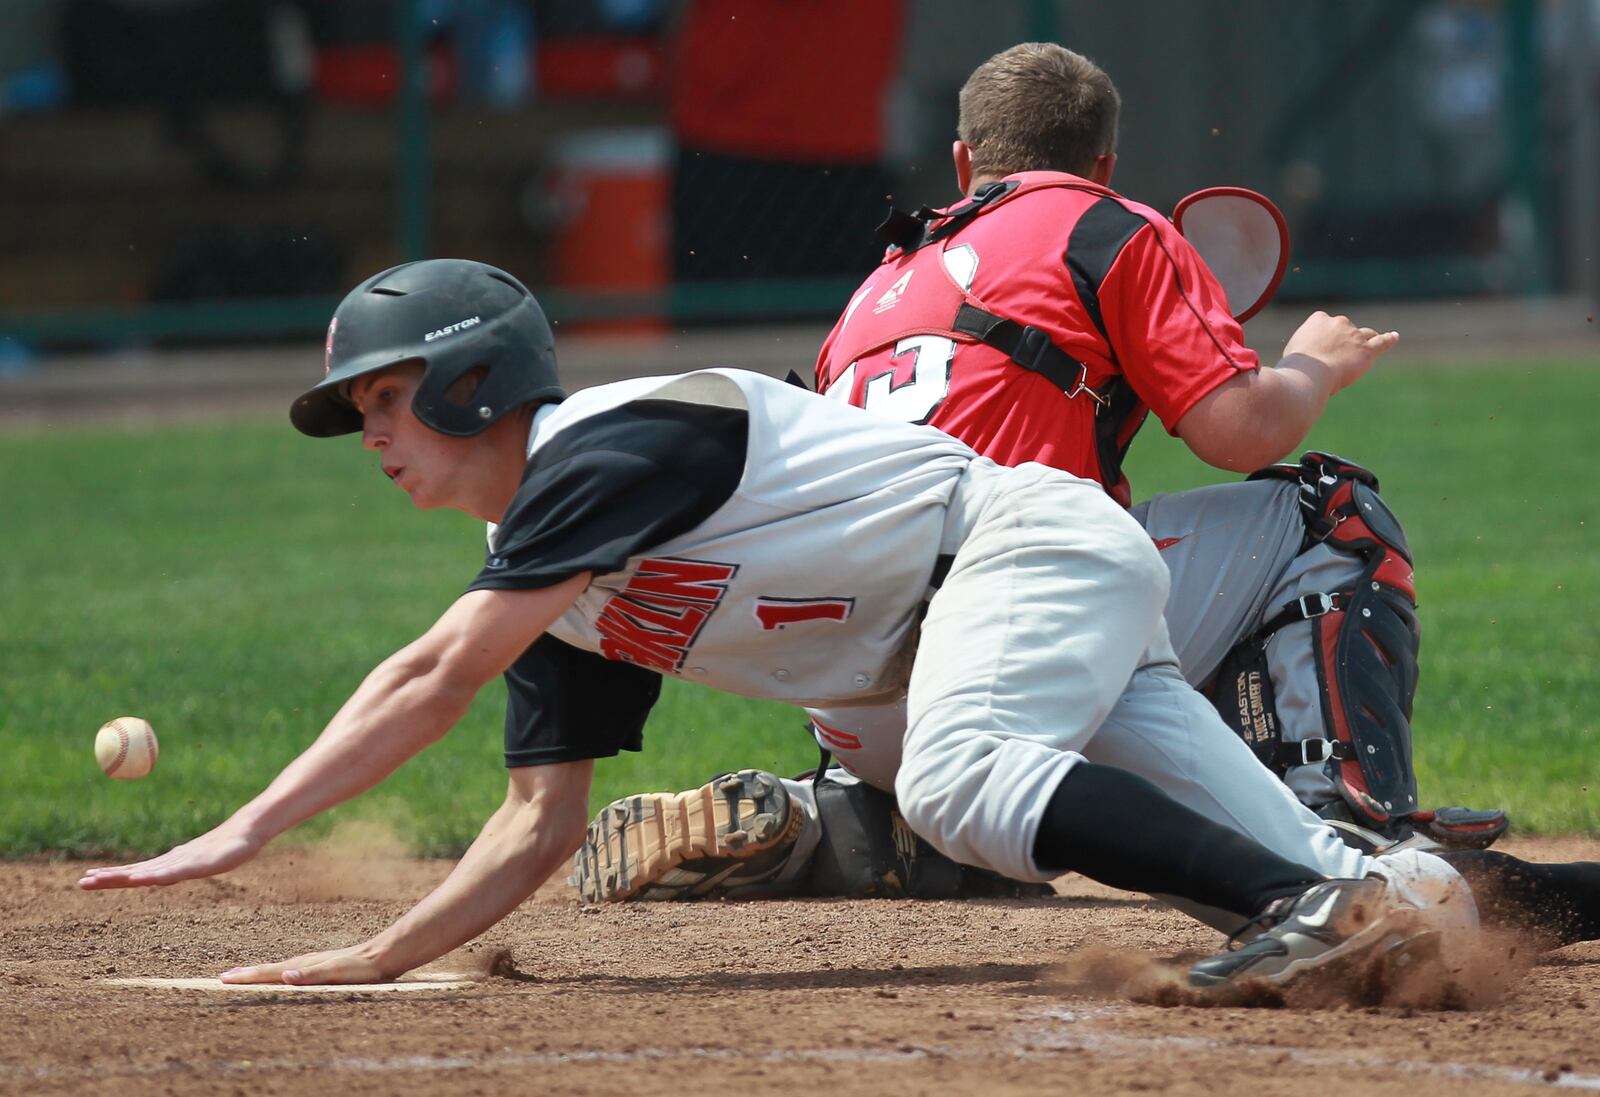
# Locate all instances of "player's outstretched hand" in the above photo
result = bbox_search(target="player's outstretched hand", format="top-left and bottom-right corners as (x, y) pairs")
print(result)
(76, 824), (263, 890)
(219, 945), (393, 986)
(1283, 310), (1400, 393)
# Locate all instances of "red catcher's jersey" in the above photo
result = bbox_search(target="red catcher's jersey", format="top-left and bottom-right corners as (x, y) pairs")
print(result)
(813, 172), (1258, 506)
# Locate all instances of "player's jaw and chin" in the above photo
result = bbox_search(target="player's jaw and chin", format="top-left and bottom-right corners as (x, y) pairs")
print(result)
(352, 365), (455, 510)
(371, 429), (472, 513)
(349, 363), (527, 519)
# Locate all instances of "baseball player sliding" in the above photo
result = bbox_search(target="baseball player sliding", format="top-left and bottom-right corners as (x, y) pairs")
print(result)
(78, 260), (1600, 992)
(577, 42), (1507, 908)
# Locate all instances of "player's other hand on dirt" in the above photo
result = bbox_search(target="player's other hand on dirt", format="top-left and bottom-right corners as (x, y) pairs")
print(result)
(1283, 310), (1399, 393)
(76, 823), (263, 890)
(219, 944), (393, 986)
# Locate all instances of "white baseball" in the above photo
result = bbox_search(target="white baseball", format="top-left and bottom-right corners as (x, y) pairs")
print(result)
(95, 716), (159, 780)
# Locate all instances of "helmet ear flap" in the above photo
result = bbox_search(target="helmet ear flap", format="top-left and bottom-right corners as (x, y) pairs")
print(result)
(412, 358), (495, 436)
(442, 366), (489, 410)
(411, 365), (496, 435)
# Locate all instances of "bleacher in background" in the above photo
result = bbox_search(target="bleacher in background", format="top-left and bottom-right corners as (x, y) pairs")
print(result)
(0, 0), (1595, 352)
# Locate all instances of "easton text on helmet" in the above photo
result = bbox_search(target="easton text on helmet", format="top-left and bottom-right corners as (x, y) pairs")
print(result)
(425, 316), (483, 342)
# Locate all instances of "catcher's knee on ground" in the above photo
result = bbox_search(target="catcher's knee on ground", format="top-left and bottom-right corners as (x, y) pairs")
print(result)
(804, 772), (1052, 898)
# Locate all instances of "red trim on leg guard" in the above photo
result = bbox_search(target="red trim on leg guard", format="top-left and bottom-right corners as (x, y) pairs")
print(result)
(1312, 609), (1391, 826)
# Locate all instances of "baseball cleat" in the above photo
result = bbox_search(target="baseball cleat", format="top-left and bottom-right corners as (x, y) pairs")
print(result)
(1187, 876), (1437, 990)
(1323, 818), (1441, 858)
(1318, 801), (1509, 855)
(1412, 806), (1511, 850)
(571, 769), (805, 902)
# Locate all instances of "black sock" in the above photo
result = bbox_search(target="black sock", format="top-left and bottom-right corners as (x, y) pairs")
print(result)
(1031, 762), (1324, 918)
(1438, 849), (1600, 946)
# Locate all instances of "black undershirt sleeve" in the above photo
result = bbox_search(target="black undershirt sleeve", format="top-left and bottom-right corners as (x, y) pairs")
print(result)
(502, 633), (662, 767)
(477, 397), (747, 766)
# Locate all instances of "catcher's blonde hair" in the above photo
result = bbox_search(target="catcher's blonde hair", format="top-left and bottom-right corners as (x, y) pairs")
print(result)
(958, 43), (1120, 180)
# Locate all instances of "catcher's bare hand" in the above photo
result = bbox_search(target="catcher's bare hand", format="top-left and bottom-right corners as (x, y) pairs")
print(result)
(1283, 310), (1399, 393)
(77, 824), (262, 890)
(219, 944), (394, 986)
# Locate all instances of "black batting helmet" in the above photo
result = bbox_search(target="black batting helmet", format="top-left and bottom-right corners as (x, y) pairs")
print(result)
(291, 258), (564, 438)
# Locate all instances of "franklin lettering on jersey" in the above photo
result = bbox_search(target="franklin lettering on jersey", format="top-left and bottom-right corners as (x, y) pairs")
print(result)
(595, 557), (736, 671)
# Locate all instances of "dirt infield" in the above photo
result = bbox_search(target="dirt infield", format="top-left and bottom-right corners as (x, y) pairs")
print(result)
(5, 836), (1599, 1096)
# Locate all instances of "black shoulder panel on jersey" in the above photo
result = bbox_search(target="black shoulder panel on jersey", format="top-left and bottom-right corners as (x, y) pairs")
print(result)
(1065, 197), (1151, 496)
(1063, 197), (1150, 347)
(470, 398), (748, 591)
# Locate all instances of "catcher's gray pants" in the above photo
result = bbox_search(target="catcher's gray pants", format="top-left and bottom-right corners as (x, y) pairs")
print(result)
(1130, 478), (1361, 807)
(798, 460), (1371, 901)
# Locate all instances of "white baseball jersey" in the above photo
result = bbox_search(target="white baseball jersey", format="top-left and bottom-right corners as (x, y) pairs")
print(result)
(491, 368), (974, 706)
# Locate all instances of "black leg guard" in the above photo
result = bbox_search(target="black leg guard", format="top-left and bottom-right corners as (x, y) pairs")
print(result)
(1215, 453), (1508, 847)
(1212, 455), (1512, 846)
(1248, 452), (1422, 825)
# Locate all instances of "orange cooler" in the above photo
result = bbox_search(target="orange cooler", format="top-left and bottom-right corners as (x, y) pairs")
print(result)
(548, 128), (669, 328)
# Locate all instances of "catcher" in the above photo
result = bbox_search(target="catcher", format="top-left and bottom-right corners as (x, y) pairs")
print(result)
(574, 42), (1509, 905)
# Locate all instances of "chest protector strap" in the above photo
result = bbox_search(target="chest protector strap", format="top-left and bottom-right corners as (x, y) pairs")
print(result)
(875, 179), (1019, 256)
(950, 303), (1107, 405)
(858, 178), (1124, 406)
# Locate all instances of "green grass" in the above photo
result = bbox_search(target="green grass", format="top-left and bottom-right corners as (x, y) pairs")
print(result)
(2, 358), (1597, 857)
(0, 410), (812, 858)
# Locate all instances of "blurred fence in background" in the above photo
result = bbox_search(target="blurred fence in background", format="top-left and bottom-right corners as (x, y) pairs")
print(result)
(0, 0), (1595, 356)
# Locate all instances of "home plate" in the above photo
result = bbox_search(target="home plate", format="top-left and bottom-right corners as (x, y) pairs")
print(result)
(104, 972), (476, 993)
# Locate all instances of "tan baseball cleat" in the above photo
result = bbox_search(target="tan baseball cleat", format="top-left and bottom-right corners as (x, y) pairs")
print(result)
(571, 770), (807, 902)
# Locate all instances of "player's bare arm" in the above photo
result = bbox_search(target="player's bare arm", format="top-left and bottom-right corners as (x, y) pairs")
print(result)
(219, 759), (594, 985)
(1176, 311), (1400, 472)
(78, 577), (590, 892)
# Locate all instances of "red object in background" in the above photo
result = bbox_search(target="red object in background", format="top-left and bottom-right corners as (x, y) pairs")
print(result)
(313, 37), (662, 106)
(547, 128), (670, 330)
(313, 44), (457, 105)
(536, 37), (664, 99)
(671, 0), (904, 162)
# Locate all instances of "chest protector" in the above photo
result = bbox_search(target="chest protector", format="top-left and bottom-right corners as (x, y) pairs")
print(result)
(819, 178), (1145, 488)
